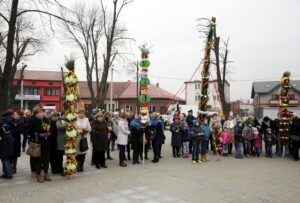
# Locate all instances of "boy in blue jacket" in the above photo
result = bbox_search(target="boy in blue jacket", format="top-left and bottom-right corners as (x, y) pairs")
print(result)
(200, 118), (211, 162)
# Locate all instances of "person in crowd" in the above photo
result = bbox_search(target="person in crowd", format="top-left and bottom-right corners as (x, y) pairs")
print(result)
(253, 127), (262, 157)
(117, 112), (131, 167)
(49, 112), (60, 174)
(89, 108), (98, 122)
(56, 114), (67, 176)
(90, 113), (108, 169)
(104, 112), (114, 160)
(261, 116), (273, 135)
(170, 115), (182, 158)
(22, 110), (32, 152)
(223, 116), (235, 155)
(130, 113), (143, 164)
(140, 123), (150, 160)
(264, 128), (276, 158)
(9, 110), (25, 174)
(186, 110), (195, 154)
(273, 114), (280, 155)
(291, 118), (300, 161)
(191, 119), (203, 164)
(234, 121), (244, 159)
(76, 109), (92, 171)
(200, 117), (211, 162)
(209, 113), (222, 153)
(150, 112), (165, 163)
(181, 122), (190, 158)
(0, 124), (14, 179)
(28, 105), (52, 183)
(111, 112), (120, 151)
(211, 120), (222, 161)
(178, 113), (187, 157)
(220, 126), (232, 156)
(243, 119), (253, 158)
(126, 113), (133, 161)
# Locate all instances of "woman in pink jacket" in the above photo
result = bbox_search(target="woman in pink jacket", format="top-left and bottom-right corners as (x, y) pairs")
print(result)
(117, 112), (130, 167)
(220, 126), (232, 156)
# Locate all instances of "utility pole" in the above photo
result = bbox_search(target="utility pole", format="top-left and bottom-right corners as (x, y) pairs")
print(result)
(20, 78), (24, 110)
(136, 61), (140, 114)
(110, 66), (114, 112)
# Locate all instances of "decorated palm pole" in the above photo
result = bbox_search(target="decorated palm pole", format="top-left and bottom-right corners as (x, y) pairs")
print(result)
(138, 44), (151, 165)
(63, 59), (80, 177)
(199, 17), (216, 116)
(279, 71), (291, 158)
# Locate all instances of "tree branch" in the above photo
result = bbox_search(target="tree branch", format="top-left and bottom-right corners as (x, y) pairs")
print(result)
(17, 10), (75, 25)
(0, 13), (9, 24)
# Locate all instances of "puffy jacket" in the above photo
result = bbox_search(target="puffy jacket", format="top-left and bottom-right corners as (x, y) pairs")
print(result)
(0, 130), (14, 159)
(117, 118), (130, 145)
(200, 124), (211, 140)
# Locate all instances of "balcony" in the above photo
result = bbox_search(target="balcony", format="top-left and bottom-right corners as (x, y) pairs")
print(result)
(15, 94), (40, 101)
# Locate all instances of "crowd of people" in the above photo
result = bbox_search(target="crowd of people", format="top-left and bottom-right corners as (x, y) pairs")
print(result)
(0, 105), (300, 183)
(170, 109), (300, 163)
(0, 105), (165, 182)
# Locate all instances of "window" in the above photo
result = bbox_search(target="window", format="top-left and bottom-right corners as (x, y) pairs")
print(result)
(125, 105), (132, 112)
(195, 95), (201, 101)
(32, 81), (36, 85)
(272, 94), (279, 100)
(288, 94), (295, 100)
(44, 88), (58, 96)
(19, 87), (40, 95)
(194, 83), (200, 90)
(49, 82), (54, 85)
(149, 105), (156, 112)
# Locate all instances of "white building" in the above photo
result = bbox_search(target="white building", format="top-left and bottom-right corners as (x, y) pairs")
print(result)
(184, 80), (230, 112)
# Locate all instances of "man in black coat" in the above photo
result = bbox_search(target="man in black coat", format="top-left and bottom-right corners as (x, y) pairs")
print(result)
(291, 118), (300, 161)
(186, 110), (195, 154)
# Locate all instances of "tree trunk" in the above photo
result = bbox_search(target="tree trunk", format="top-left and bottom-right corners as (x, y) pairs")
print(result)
(0, 0), (19, 113)
(213, 26), (230, 117)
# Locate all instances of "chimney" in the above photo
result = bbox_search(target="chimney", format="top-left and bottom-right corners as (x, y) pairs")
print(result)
(156, 83), (159, 87)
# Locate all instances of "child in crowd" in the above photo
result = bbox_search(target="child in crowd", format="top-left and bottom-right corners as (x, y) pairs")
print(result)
(253, 127), (262, 157)
(264, 128), (276, 158)
(170, 116), (182, 158)
(191, 119), (204, 164)
(181, 123), (190, 158)
(220, 126), (232, 156)
(234, 121), (244, 159)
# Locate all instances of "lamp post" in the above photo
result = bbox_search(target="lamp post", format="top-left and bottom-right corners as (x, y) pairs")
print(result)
(110, 65), (114, 112)
(136, 61), (140, 114)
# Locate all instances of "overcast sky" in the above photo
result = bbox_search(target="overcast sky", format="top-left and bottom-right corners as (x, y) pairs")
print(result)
(27, 0), (300, 101)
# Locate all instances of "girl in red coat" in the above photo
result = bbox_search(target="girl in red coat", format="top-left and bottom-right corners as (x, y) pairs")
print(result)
(220, 127), (232, 156)
(253, 127), (262, 157)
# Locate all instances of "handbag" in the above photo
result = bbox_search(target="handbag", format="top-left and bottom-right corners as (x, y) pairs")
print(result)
(80, 133), (89, 152)
(26, 133), (41, 157)
(291, 135), (300, 142)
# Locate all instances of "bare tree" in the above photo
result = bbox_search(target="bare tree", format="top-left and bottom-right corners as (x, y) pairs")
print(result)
(60, 0), (134, 110)
(213, 31), (232, 117)
(60, 3), (104, 108)
(197, 17), (232, 117)
(98, 0), (134, 109)
(0, 0), (73, 113)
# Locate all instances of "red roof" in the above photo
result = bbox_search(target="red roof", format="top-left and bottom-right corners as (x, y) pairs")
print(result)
(79, 81), (130, 99)
(118, 82), (185, 101)
(14, 70), (184, 101)
(14, 70), (62, 81)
